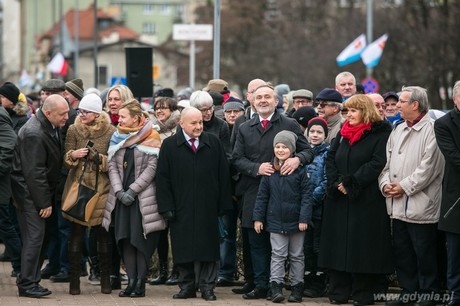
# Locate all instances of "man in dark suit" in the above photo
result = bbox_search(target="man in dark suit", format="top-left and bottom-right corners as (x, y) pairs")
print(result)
(434, 80), (460, 306)
(156, 107), (233, 301)
(232, 84), (313, 299)
(11, 94), (69, 298)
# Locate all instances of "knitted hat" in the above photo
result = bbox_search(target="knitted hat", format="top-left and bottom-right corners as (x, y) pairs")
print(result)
(316, 88), (342, 103)
(292, 106), (317, 128)
(273, 130), (298, 154)
(203, 79), (230, 94)
(78, 93), (102, 114)
(42, 79), (66, 92)
(0, 82), (20, 104)
(224, 96), (244, 112)
(65, 78), (84, 100)
(307, 117), (329, 138)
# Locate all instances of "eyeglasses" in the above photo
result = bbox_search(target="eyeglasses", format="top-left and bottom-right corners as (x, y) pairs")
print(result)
(199, 105), (214, 114)
(399, 100), (411, 104)
(154, 106), (170, 111)
(316, 101), (336, 108)
(293, 99), (312, 105)
(77, 109), (95, 116)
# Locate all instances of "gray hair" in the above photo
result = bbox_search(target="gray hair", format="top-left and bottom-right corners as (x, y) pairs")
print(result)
(335, 71), (356, 85)
(401, 86), (430, 113)
(453, 80), (460, 99)
(190, 90), (213, 109)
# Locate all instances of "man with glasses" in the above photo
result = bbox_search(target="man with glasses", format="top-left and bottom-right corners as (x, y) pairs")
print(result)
(315, 88), (345, 143)
(286, 89), (314, 117)
(368, 93), (387, 118)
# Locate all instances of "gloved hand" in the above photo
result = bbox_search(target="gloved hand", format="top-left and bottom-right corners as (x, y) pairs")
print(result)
(119, 188), (136, 206)
(87, 146), (99, 162)
(116, 190), (125, 201)
(161, 210), (176, 222)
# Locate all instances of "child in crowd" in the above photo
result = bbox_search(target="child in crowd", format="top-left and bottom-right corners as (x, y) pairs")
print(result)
(303, 117), (330, 298)
(253, 130), (312, 303)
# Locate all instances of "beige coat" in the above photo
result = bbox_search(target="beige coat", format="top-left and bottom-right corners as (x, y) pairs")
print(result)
(378, 113), (445, 224)
(62, 112), (116, 226)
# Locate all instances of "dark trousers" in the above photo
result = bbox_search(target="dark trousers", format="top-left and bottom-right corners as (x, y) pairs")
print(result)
(177, 261), (218, 292)
(241, 227), (254, 284)
(328, 270), (381, 304)
(219, 206), (238, 280)
(16, 209), (51, 289)
(446, 231), (460, 302)
(304, 219), (322, 273)
(392, 219), (438, 297)
(0, 203), (22, 272)
(156, 228), (169, 263)
(247, 228), (271, 289)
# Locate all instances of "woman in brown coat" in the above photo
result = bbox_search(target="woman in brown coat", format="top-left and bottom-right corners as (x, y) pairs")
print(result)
(62, 93), (116, 295)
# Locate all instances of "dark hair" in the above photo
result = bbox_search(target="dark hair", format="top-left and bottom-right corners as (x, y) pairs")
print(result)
(154, 97), (178, 111)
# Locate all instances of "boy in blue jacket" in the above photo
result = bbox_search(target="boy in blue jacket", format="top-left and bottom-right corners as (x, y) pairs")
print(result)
(253, 130), (312, 303)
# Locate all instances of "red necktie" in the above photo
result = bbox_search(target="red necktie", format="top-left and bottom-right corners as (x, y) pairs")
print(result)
(190, 138), (197, 153)
(261, 119), (269, 129)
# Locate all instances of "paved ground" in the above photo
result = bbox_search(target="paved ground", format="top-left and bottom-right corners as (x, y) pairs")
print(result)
(0, 244), (332, 306)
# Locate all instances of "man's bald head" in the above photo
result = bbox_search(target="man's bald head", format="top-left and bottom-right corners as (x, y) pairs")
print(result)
(180, 107), (203, 139)
(247, 79), (267, 107)
(42, 94), (69, 127)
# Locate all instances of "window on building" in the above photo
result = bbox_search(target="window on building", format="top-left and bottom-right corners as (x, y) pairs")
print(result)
(143, 4), (153, 15)
(98, 65), (108, 87)
(142, 22), (156, 34)
(159, 4), (170, 15)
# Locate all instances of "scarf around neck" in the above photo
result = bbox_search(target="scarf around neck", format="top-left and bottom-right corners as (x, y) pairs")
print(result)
(108, 116), (161, 160)
(340, 121), (372, 146)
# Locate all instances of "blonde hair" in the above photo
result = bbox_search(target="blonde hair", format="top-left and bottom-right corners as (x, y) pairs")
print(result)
(120, 99), (149, 121)
(344, 94), (383, 124)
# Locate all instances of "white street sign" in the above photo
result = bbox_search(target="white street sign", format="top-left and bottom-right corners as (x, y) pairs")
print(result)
(173, 24), (213, 41)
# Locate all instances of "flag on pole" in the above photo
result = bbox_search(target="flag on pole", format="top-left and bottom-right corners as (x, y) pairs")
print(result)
(336, 34), (367, 67)
(47, 52), (69, 76)
(361, 34), (389, 68)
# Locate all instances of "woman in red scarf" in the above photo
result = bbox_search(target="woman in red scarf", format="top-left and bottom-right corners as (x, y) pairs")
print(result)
(318, 94), (393, 305)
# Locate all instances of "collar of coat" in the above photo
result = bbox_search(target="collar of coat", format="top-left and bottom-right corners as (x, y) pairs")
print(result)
(248, 109), (281, 127)
(400, 112), (432, 132)
(175, 130), (212, 152)
(36, 109), (55, 135)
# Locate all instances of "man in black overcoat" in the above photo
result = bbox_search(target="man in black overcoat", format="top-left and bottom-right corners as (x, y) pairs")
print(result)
(11, 94), (69, 298)
(232, 84), (313, 299)
(434, 80), (460, 306)
(156, 107), (233, 301)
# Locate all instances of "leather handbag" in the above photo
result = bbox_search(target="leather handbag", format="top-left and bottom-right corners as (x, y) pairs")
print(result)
(62, 153), (100, 223)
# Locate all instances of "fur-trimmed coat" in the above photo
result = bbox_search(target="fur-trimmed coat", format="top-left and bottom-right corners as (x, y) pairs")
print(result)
(149, 110), (180, 141)
(7, 101), (30, 134)
(62, 112), (116, 226)
(318, 120), (393, 274)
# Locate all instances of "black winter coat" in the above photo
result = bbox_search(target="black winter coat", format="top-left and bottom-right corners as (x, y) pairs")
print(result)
(232, 110), (313, 228)
(253, 166), (312, 233)
(11, 109), (63, 211)
(318, 120), (393, 274)
(203, 114), (231, 159)
(434, 108), (460, 234)
(156, 131), (233, 263)
(0, 107), (17, 203)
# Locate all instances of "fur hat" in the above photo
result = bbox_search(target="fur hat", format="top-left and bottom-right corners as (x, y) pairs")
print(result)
(292, 106), (317, 128)
(65, 78), (84, 100)
(203, 79), (230, 94)
(42, 79), (66, 92)
(0, 82), (20, 104)
(224, 96), (244, 112)
(273, 130), (298, 154)
(316, 88), (342, 103)
(307, 117), (329, 138)
(155, 88), (174, 98)
(79, 93), (102, 114)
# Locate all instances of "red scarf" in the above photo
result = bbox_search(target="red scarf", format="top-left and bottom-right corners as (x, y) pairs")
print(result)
(340, 121), (372, 146)
(110, 113), (119, 125)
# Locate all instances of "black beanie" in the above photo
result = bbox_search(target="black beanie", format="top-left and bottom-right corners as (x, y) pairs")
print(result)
(0, 82), (20, 104)
(292, 106), (317, 128)
(307, 117), (329, 138)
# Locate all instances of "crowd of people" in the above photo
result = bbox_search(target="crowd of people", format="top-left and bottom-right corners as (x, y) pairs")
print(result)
(0, 73), (459, 306)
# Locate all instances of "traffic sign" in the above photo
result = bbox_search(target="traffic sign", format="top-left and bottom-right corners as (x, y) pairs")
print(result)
(361, 77), (379, 93)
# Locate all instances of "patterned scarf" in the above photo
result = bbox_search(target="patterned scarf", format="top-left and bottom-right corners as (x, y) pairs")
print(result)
(340, 121), (372, 146)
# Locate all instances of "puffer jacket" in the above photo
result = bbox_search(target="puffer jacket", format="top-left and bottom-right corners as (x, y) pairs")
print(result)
(379, 113), (445, 223)
(253, 165), (312, 233)
(305, 141), (329, 221)
(62, 112), (115, 226)
(102, 145), (166, 236)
